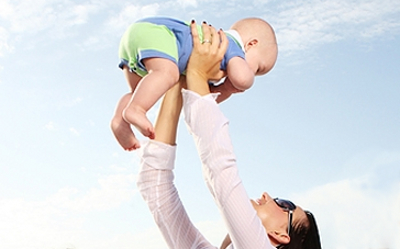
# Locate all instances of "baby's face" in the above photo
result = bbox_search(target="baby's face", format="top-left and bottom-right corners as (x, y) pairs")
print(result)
(246, 44), (278, 76)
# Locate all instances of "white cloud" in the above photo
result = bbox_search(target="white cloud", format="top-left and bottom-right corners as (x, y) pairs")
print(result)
(105, 4), (161, 34)
(0, 173), (137, 248)
(1, 0), (102, 34)
(294, 150), (400, 249)
(0, 0), (106, 54)
(44, 121), (58, 131)
(82, 35), (101, 48)
(0, 64), (3, 83)
(69, 127), (80, 136)
(177, 0), (198, 8)
(6, 0), (63, 34)
(78, 3), (161, 51)
(271, 0), (400, 54)
(110, 164), (129, 173)
(129, 219), (227, 249)
(65, 97), (83, 107)
(49, 173), (137, 212)
(2, 168), (398, 249)
(69, 4), (98, 26)
(2, 0), (399, 56)
(299, 178), (400, 249)
(362, 20), (400, 38)
(0, 0), (14, 20)
(0, 26), (12, 56)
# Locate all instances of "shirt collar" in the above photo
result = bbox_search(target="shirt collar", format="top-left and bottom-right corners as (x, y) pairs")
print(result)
(224, 30), (245, 52)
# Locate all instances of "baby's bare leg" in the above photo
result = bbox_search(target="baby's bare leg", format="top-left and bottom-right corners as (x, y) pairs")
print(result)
(111, 66), (142, 151)
(123, 58), (180, 139)
(111, 93), (140, 151)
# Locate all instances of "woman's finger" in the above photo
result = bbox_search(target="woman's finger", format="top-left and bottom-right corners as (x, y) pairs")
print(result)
(217, 28), (228, 58)
(209, 25), (228, 58)
(201, 22), (212, 46)
(190, 20), (201, 48)
(209, 25), (219, 52)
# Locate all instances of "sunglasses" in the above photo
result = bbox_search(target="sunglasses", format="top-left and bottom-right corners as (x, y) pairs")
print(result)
(274, 198), (296, 235)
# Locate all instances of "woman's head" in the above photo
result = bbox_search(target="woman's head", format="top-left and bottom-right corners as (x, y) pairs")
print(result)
(279, 211), (321, 249)
(251, 192), (321, 249)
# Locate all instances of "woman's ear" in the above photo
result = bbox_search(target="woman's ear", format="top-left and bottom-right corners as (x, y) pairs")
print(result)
(267, 230), (290, 246)
(244, 38), (258, 52)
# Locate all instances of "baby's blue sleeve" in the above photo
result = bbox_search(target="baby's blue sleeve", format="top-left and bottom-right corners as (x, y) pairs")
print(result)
(220, 37), (246, 71)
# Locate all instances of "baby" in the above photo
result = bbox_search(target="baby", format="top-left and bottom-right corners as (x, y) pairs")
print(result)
(111, 17), (277, 151)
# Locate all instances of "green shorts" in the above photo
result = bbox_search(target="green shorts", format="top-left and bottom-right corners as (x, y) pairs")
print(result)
(118, 22), (179, 77)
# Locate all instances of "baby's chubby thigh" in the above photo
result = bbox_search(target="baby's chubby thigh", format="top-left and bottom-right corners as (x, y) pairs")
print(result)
(142, 58), (180, 86)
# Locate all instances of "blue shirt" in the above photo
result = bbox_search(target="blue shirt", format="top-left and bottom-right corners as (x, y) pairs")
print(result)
(137, 17), (245, 73)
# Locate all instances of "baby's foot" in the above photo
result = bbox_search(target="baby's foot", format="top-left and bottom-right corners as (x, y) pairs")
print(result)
(111, 117), (141, 151)
(123, 107), (155, 139)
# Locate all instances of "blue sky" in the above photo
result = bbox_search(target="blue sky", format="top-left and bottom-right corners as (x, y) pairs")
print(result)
(0, 0), (399, 248)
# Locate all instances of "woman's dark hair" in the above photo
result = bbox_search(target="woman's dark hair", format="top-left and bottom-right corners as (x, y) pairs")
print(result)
(278, 211), (321, 249)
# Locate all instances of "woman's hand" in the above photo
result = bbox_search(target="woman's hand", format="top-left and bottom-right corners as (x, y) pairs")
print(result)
(186, 21), (228, 95)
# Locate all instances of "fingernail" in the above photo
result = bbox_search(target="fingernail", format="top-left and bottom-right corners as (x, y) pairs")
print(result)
(191, 19), (195, 24)
(202, 21), (207, 24)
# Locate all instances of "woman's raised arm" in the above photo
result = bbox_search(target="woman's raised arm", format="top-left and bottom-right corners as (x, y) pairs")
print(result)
(137, 21), (229, 249)
(183, 21), (274, 249)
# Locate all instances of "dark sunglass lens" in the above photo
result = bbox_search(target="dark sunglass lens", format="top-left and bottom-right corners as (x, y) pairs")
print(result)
(274, 198), (296, 210)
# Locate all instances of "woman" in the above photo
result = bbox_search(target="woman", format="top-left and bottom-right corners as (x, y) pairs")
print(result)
(136, 21), (321, 249)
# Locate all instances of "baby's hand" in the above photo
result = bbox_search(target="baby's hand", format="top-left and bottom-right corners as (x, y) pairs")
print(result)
(210, 77), (244, 103)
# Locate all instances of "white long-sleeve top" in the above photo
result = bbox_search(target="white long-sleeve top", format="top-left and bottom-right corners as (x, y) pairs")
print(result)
(136, 89), (274, 249)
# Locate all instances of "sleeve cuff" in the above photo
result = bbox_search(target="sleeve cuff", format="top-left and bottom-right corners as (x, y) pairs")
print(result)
(137, 140), (177, 170)
(181, 88), (220, 105)
(182, 89), (228, 137)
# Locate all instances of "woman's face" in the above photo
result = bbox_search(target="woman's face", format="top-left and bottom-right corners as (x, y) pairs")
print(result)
(251, 192), (307, 239)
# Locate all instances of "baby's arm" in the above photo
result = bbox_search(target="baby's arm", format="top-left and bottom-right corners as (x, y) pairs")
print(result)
(226, 57), (254, 91)
(210, 77), (243, 103)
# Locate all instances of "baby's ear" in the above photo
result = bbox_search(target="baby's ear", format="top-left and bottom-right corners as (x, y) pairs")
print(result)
(244, 38), (258, 51)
